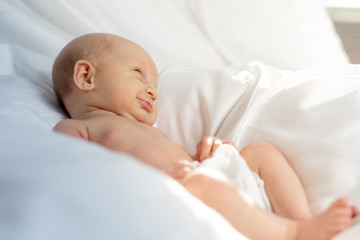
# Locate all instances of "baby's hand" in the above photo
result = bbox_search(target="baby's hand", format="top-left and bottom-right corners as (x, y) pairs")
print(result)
(160, 160), (195, 181)
(193, 136), (236, 162)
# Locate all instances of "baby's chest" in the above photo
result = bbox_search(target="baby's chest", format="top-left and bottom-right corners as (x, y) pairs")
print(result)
(87, 119), (156, 151)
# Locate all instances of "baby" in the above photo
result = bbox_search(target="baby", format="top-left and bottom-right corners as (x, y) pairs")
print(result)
(52, 33), (358, 240)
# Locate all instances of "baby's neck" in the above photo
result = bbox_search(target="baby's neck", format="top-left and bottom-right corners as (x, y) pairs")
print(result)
(72, 109), (120, 120)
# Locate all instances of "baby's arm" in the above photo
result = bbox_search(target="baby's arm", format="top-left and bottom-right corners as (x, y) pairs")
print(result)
(53, 119), (88, 140)
(193, 136), (236, 162)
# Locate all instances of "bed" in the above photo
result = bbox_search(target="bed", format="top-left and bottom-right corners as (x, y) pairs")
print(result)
(1, 0), (360, 239)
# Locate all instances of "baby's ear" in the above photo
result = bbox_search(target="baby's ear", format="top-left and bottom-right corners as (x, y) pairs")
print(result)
(73, 60), (95, 91)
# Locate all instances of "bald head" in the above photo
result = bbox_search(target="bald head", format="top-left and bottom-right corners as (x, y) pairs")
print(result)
(52, 33), (138, 107)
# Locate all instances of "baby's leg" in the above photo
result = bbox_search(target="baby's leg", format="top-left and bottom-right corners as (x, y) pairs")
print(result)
(182, 168), (292, 239)
(240, 142), (311, 220)
(181, 168), (354, 240)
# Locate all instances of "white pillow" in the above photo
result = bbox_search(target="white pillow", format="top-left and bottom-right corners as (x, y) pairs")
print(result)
(156, 63), (291, 155)
(157, 66), (254, 155)
(0, 0), (223, 70)
(0, 0), (348, 71)
(0, 44), (64, 129)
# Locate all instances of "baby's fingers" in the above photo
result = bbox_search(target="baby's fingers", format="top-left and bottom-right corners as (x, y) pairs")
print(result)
(211, 138), (223, 155)
(351, 205), (360, 218)
(198, 137), (214, 161)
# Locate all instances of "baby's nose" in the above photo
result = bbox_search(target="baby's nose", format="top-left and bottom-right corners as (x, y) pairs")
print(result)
(147, 87), (158, 100)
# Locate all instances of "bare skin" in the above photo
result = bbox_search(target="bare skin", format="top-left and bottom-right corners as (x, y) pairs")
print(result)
(241, 142), (312, 220)
(53, 33), (359, 240)
(183, 168), (357, 240)
(54, 113), (194, 178)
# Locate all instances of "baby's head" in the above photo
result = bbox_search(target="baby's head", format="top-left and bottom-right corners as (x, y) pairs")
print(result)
(52, 33), (159, 125)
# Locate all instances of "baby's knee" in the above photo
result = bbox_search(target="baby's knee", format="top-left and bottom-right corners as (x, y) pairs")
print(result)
(240, 142), (282, 160)
(240, 141), (284, 168)
(241, 141), (280, 156)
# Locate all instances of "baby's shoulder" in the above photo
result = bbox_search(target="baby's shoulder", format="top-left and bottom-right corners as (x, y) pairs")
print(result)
(54, 118), (85, 130)
(53, 118), (88, 139)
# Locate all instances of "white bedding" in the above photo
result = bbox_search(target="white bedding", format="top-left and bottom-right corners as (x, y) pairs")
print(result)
(1, 0), (360, 239)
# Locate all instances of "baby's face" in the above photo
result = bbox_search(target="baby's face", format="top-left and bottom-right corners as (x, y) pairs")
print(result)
(94, 39), (159, 126)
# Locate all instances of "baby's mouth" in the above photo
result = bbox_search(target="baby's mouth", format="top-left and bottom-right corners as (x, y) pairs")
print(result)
(137, 98), (153, 112)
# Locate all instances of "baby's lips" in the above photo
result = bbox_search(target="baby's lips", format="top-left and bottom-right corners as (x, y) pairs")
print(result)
(137, 97), (153, 112)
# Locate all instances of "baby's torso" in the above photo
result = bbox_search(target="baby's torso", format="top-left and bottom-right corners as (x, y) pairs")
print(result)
(83, 116), (193, 167)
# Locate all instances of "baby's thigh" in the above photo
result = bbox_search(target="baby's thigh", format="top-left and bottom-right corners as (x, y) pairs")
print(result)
(182, 168), (239, 207)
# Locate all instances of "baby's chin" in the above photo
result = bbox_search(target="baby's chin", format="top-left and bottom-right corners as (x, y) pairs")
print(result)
(146, 116), (157, 126)
(138, 114), (157, 126)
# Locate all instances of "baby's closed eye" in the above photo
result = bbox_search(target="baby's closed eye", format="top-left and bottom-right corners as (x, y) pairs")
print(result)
(133, 67), (142, 74)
